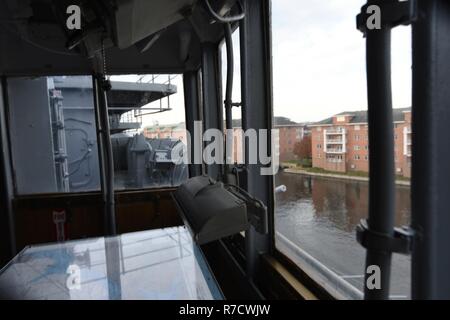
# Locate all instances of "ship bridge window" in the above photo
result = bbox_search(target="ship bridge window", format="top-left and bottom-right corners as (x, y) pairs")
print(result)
(272, 0), (411, 299)
(108, 74), (188, 190)
(6, 76), (101, 195)
(5, 74), (189, 195)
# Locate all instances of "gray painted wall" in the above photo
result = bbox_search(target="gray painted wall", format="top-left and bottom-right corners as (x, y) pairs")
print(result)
(8, 77), (58, 194)
(54, 78), (100, 192)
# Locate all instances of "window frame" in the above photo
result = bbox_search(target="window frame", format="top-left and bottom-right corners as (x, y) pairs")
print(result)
(4, 74), (188, 197)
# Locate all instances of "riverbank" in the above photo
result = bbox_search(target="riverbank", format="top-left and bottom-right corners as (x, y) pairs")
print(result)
(283, 167), (411, 186)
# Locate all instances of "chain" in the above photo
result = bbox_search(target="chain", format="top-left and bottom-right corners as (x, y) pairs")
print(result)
(100, 36), (111, 91)
(101, 36), (107, 77)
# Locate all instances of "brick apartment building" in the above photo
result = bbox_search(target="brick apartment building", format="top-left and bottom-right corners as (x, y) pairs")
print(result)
(143, 122), (187, 145)
(230, 117), (310, 163)
(276, 123), (310, 162)
(143, 117), (310, 164)
(310, 107), (412, 177)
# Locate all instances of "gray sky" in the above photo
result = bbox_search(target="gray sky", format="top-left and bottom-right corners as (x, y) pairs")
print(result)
(113, 0), (412, 127)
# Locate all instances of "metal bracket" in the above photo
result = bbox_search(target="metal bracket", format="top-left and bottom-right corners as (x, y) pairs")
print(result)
(226, 183), (268, 235)
(357, 0), (417, 35)
(356, 219), (414, 254)
(99, 77), (112, 92)
(224, 100), (242, 108)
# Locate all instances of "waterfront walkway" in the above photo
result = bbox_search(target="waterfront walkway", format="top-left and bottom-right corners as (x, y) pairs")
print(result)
(283, 168), (410, 186)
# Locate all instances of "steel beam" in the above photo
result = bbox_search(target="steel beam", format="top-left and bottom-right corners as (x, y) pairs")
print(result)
(239, 0), (274, 279)
(201, 43), (224, 180)
(183, 70), (203, 177)
(411, 0), (450, 299)
(0, 78), (16, 258)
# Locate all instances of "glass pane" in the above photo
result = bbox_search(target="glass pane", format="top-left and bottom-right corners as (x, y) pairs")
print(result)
(7, 76), (100, 194)
(109, 74), (188, 190)
(272, 0), (412, 299)
(0, 227), (223, 300)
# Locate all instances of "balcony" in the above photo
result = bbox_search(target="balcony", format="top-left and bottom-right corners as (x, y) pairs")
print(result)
(405, 146), (412, 157)
(325, 129), (345, 135)
(324, 128), (346, 153)
(325, 148), (345, 154)
(326, 139), (343, 144)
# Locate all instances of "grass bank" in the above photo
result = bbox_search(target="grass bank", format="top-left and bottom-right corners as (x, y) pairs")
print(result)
(281, 163), (410, 186)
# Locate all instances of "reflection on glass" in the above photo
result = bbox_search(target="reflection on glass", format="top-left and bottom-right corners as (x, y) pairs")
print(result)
(0, 227), (222, 300)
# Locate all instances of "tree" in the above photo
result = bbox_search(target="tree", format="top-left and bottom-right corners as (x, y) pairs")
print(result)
(293, 135), (312, 161)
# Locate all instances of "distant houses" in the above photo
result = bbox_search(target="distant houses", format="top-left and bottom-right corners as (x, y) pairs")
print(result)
(142, 110), (412, 178)
(143, 117), (311, 165)
(310, 108), (412, 178)
(143, 122), (187, 145)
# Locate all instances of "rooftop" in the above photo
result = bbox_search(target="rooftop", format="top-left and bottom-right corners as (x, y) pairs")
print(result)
(312, 107), (411, 126)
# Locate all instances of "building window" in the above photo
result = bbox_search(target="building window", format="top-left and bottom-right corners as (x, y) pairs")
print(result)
(317, 144), (322, 149)
(317, 127), (322, 132)
(394, 134), (398, 140)
(354, 135), (360, 140)
(354, 155), (360, 160)
(364, 155), (368, 161)
(364, 145), (369, 150)
(354, 125), (360, 130)
(354, 145), (360, 151)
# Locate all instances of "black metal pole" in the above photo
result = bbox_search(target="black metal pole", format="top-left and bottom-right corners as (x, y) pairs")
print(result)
(224, 23), (234, 167)
(93, 75), (116, 236)
(411, 0), (450, 299)
(224, 23), (234, 132)
(183, 71), (203, 177)
(0, 77), (16, 257)
(363, 0), (396, 300)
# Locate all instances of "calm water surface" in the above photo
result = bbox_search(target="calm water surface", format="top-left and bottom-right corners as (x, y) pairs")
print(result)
(275, 171), (411, 298)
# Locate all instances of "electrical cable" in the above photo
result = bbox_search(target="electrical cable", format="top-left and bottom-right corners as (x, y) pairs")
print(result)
(203, 0), (245, 23)
(1, 22), (80, 56)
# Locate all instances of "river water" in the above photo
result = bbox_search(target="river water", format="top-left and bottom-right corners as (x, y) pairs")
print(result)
(274, 171), (411, 299)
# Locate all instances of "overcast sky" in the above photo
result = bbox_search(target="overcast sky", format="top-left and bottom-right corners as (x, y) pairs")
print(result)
(113, 0), (412, 127)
